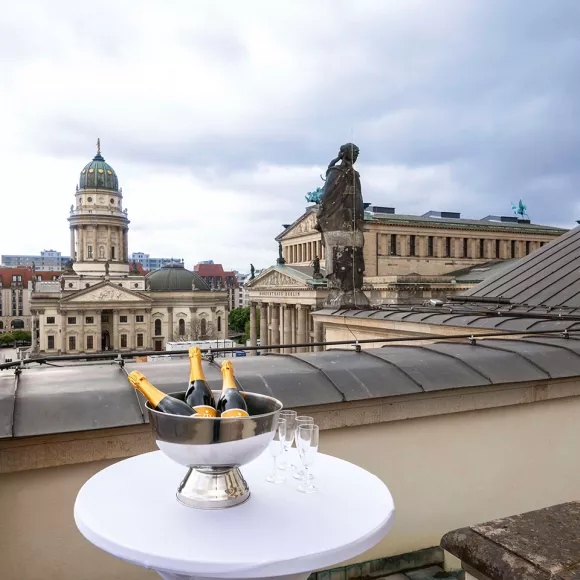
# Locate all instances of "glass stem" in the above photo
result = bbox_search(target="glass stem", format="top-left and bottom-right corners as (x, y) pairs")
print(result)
(303, 464), (309, 488)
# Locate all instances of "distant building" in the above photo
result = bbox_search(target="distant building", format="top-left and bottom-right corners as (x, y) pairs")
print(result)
(235, 271), (251, 308)
(194, 263), (239, 309)
(0, 267), (61, 332)
(1, 250), (71, 271)
(30, 142), (228, 354)
(130, 253), (184, 272)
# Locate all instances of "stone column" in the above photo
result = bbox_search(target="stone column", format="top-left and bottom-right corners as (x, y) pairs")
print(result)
(70, 228), (75, 261)
(78, 227), (84, 261)
(313, 313), (324, 352)
(107, 226), (112, 260)
(259, 303), (268, 353)
(291, 305), (297, 351)
(283, 305), (293, 353)
(249, 302), (257, 355)
(145, 308), (152, 349)
(189, 307), (196, 339)
(167, 307), (174, 342)
(60, 310), (67, 352)
(129, 309), (136, 349)
(123, 228), (129, 263)
(112, 311), (118, 350)
(93, 226), (98, 261)
(96, 309), (102, 352)
(118, 228), (124, 262)
(78, 310), (84, 352)
(271, 304), (280, 353)
(297, 305), (307, 353)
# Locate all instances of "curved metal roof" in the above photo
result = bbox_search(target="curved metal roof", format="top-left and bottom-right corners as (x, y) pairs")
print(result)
(2, 336), (580, 439)
(146, 264), (209, 291)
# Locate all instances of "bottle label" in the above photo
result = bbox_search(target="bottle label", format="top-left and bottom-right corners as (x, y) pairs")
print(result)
(220, 408), (249, 418)
(193, 405), (217, 418)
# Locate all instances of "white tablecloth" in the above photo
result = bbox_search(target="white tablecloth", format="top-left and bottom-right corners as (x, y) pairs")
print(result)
(74, 450), (395, 580)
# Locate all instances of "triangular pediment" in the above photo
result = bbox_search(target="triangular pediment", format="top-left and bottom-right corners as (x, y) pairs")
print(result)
(62, 282), (151, 303)
(277, 209), (318, 241)
(247, 267), (306, 289)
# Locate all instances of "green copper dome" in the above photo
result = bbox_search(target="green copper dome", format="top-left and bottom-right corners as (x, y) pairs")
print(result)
(146, 264), (210, 291)
(79, 150), (119, 191)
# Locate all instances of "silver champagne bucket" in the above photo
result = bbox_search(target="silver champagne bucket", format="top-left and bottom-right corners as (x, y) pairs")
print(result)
(146, 391), (283, 509)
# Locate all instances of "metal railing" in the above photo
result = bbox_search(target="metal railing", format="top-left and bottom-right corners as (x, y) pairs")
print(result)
(0, 328), (577, 371)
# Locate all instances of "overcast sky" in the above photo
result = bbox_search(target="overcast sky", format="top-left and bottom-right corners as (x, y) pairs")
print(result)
(2, 1), (579, 272)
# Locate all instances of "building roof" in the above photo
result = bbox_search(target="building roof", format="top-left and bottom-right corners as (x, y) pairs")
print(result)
(145, 263), (209, 291)
(0, 267), (61, 287)
(79, 149), (119, 191)
(461, 225), (580, 308)
(2, 335), (580, 438)
(193, 263), (238, 286)
(446, 260), (519, 284)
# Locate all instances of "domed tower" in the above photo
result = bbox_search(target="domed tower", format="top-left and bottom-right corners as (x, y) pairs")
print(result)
(68, 139), (130, 276)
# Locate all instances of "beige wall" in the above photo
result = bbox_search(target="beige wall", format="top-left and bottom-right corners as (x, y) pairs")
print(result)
(1, 384), (579, 580)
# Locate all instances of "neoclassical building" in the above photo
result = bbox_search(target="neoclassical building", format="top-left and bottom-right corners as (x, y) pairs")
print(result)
(30, 143), (228, 354)
(246, 204), (567, 353)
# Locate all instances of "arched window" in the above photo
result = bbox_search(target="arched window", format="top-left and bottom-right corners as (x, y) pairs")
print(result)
(154, 319), (162, 336)
(0, 321), (3, 329)
(217, 316), (221, 332)
(178, 318), (185, 336)
(200, 318), (207, 337)
(11, 319), (24, 329)
(111, 246), (116, 260)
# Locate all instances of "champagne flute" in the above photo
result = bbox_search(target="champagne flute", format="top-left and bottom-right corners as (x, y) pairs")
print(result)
(265, 418), (287, 483)
(278, 410), (297, 470)
(296, 424), (319, 494)
(293, 416), (314, 480)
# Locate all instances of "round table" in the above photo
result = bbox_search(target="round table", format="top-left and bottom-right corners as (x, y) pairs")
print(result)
(74, 450), (395, 580)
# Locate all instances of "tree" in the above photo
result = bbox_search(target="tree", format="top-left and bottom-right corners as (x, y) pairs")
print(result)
(229, 307), (250, 333)
(12, 330), (31, 343)
(0, 333), (15, 347)
(241, 311), (260, 345)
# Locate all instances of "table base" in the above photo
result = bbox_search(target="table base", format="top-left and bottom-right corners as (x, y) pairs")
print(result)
(157, 572), (310, 580)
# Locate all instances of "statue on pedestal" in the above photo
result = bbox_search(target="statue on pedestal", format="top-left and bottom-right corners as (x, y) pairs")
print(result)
(315, 143), (369, 308)
(312, 256), (323, 279)
(105, 261), (110, 276)
(250, 264), (255, 280)
(277, 243), (286, 265)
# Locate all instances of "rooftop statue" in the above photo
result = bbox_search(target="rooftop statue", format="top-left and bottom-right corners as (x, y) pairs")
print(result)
(277, 242), (286, 265)
(305, 186), (323, 204)
(250, 264), (255, 280)
(315, 143), (369, 308)
(511, 199), (530, 221)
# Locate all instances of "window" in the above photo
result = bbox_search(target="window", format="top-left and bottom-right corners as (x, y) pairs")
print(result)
(47, 335), (55, 349)
(217, 316), (221, 332)
(121, 334), (127, 348)
(67, 316), (77, 324)
(390, 234), (397, 256)
(511, 240), (516, 258)
(200, 318), (207, 337)
(136, 315), (144, 323)
(111, 247), (116, 259)
(480, 239), (485, 258)
(445, 237), (451, 258)
(496, 239), (501, 258)
(68, 336), (76, 350)
(46, 316), (55, 324)
(409, 235), (416, 257)
(154, 319), (162, 336)
(427, 236), (434, 257)
(87, 245), (93, 259)
(99, 246), (105, 259)
(137, 333), (144, 347)
(120, 315), (128, 323)
(87, 335), (94, 350)
(463, 238), (468, 258)
(178, 318), (186, 336)
(101, 315), (109, 322)
(526, 241), (531, 255)
(86, 316), (94, 324)
(540, 242), (545, 247)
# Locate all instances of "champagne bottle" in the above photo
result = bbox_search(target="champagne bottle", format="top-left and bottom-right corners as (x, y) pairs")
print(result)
(185, 347), (216, 417)
(217, 361), (249, 418)
(128, 370), (195, 416)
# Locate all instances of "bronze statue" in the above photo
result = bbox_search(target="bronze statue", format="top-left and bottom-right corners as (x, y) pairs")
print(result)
(315, 143), (368, 307)
(277, 242), (286, 265)
(312, 255), (323, 279)
(105, 261), (110, 276)
(250, 264), (255, 280)
(60, 277), (65, 291)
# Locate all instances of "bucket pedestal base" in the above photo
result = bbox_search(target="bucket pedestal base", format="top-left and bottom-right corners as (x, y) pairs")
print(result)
(176, 466), (250, 509)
